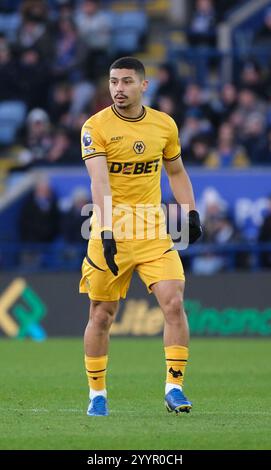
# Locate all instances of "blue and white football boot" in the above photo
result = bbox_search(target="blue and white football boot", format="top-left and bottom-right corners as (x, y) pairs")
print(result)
(165, 388), (192, 414)
(87, 396), (109, 416)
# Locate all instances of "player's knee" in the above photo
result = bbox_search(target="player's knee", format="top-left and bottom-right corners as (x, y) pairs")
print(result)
(91, 305), (116, 331)
(163, 295), (184, 324)
(92, 310), (113, 331)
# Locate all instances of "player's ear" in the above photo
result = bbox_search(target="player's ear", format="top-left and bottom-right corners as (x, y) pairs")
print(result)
(142, 80), (149, 92)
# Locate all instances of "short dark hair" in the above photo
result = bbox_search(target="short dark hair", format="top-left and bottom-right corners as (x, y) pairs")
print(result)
(109, 57), (145, 79)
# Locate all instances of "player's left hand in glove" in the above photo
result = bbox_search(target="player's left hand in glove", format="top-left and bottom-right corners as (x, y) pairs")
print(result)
(188, 210), (203, 244)
(101, 229), (119, 276)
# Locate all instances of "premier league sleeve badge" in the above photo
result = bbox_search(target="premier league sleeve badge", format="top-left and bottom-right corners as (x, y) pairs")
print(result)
(82, 131), (92, 148)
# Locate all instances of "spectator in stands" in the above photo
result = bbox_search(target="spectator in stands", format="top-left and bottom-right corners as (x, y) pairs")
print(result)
(205, 122), (249, 168)
(62, 187), (90, 243)
(192, 194), (239, 274)
(258, 194), (271, 268)
(19, 177), (60, 242)
(67, 111), (91, 156)
(49, 82), (72, 125)
(151, 63), (183, 109)
(185, 133), (211, 165)
(16, 1), (54, 59)
(198, 187), (227, 221)
(181, 108), (212, 151)
(52, 0), (75, 21)
(17, 108), (52, 167)
(183, 83), (215, 124)
(211, 83), (238, 127)
(20, 0), (48, 24)
(18, 46), (50, 110)
(229, 88), (267, 140)
(0, 35), (20, 102)
(239, 60), (266, 99)
(241, 112), (266, 164)
(192, 214), (239, 274)
(203, 211), (237, 245)
(91, 76), (112, 113)
(69, 81), (96, 122)
(75, 0), (112, 80)
(188, 0), (216, 47)
(155, 95), (183, 129)
(46, 126), (79, 165)
(59, 186), (90, 265)
(51, 16), (85, 83)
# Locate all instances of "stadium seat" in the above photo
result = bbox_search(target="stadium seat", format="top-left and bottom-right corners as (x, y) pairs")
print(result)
(0, 101), (27, 146)
(0, 13), (20, 42)
(111, 10), (148, 54)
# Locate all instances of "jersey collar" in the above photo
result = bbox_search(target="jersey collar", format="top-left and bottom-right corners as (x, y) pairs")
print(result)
(111, 104), (146, 122)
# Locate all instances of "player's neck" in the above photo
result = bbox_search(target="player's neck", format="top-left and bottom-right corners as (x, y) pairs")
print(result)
(114, 103), (144, 119)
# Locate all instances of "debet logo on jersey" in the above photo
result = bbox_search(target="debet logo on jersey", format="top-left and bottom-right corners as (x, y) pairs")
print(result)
(109, 159), (160, 175)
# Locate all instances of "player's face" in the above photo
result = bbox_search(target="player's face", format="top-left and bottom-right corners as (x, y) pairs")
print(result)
(109, 68), (148, 109)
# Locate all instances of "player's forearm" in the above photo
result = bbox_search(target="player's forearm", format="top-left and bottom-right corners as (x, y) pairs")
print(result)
(91, 179), (113, 228)
(85, 157), (113, 229)
(168, 170), (196, 211)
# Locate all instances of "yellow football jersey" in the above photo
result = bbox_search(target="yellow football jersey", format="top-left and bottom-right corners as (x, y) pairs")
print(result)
(81, 104), (181, 241)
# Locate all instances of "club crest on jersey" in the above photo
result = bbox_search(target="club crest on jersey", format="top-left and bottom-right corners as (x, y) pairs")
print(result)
(133, 141), (145, 154)
(83, 131), (92, 147)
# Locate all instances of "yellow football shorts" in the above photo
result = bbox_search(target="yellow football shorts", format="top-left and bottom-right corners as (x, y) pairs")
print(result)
(79, 238), (185, 301)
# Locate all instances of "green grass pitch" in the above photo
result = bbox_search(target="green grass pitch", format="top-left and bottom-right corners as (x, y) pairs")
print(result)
(0, 338), (270, 450)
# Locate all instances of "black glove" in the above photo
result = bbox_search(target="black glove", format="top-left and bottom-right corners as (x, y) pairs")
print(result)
(101, 230), (119, 276)
(188, 210), (203, 244)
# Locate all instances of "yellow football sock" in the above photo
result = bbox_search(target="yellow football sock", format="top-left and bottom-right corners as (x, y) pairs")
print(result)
(165, 345), (188, 387)
(85, 355), (108, 391)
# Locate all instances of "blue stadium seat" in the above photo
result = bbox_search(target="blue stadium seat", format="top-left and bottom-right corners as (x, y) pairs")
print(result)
(0, 101), (26, 145)
(0, 12), (20, 42)
(112, 10), (148, 53)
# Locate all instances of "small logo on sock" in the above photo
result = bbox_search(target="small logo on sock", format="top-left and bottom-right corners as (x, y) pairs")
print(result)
(169, 367), (183, 378)
(92, 377), (98, 380)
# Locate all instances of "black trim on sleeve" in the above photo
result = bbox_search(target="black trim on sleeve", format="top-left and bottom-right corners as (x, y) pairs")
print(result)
(163, 153), (181, 162)
(83, 152), (107, 161)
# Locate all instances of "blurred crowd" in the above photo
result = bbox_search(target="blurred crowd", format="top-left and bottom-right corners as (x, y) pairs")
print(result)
(16, 178), (271, 273)
(0, 0), (270, 170)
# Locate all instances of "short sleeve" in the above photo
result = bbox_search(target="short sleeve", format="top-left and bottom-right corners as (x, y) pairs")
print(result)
(81, 120), (106, 161)
(163, 118), (181, 162)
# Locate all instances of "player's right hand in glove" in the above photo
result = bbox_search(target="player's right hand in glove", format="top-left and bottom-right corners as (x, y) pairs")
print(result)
(188, 210), (203, 244)
(101, 229), (119, 276)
